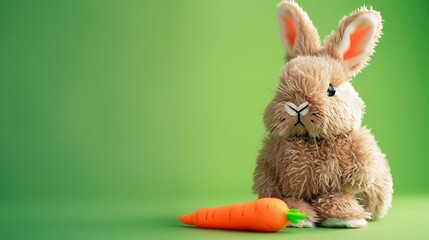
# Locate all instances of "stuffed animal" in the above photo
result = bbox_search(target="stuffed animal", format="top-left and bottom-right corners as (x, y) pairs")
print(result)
(253, 0), (393, 228)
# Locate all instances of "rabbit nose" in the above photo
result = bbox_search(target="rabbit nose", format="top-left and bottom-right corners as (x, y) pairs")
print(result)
(284, 101), (310, 116)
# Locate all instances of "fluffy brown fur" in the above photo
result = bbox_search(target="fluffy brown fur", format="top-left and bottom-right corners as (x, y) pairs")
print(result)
(253, 1), (393, 228)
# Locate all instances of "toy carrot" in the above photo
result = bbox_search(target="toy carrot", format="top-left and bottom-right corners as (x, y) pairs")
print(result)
(179, 198), (306, 232)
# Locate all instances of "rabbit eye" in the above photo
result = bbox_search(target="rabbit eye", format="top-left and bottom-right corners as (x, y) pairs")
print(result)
(327, 84), (336, 97)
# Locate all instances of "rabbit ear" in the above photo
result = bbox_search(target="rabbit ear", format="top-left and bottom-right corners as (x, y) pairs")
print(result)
(324, 7), (382, 75)
(278, 1), (320, 59)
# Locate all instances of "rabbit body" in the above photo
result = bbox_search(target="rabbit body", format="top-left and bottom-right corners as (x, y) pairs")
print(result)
(254, 127), (392, 225)
(253, 1), (393, 228)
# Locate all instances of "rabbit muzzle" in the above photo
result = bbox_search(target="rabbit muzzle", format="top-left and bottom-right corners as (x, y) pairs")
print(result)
(284, 101), (309, 127)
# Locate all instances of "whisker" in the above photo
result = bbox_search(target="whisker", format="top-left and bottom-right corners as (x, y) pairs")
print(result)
(266, 88), (275, 94)
(252, 128), (269, 162)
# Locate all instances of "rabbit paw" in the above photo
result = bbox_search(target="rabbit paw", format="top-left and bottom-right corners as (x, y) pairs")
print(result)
(320, 218), (367, 228)
(288, 219), (315, 228)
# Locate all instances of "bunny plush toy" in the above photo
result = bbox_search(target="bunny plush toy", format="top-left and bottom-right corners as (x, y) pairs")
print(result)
(253, 1), (393, 228)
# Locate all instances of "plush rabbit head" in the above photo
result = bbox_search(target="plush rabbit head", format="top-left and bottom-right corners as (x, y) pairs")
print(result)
(265, 1), (382, 139)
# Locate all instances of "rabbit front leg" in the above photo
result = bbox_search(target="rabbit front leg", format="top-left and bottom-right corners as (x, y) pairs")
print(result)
(311, 129), (378, 228)
(253, 161), (319, 228)
(283, 198), (319, 228)
(312, 193), (371, 228)
(340, 128), (381, 195)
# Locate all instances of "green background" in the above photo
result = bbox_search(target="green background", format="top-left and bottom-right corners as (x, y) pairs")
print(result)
(1, 0), (428, 239)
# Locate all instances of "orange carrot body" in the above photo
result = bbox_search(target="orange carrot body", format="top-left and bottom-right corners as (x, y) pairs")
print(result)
(179, 198), (297, 232)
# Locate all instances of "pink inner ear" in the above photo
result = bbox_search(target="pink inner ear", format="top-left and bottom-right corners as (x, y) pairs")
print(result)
(283, 15), (296, 48)
(343, 25), (371, 60)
